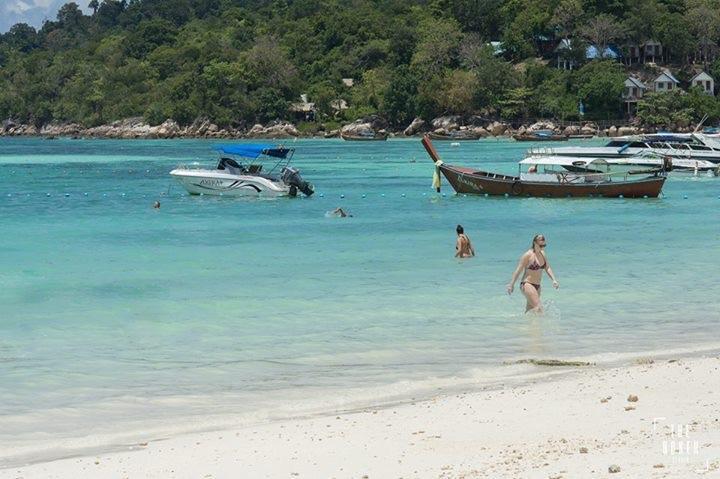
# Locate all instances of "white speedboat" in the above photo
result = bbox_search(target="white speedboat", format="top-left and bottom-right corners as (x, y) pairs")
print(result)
(530, 133), (720, 164)
(521, 153), (719, 175)
(170, 144), (314, 197)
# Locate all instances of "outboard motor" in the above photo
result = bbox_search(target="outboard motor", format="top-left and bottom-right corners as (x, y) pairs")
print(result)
(281, 166), (314, 197)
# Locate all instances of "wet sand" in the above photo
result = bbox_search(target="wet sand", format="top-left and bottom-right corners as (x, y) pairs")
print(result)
(3, 356), (719, 478)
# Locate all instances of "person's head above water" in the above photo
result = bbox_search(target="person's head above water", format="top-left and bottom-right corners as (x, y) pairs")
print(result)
(532, 234), (547, 249)
(456, 224), (464, 235)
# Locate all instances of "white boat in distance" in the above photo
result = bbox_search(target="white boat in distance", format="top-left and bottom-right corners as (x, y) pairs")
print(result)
(532, 133), (720, 164)
(170, 144), (314, 197)
(522, 151), (720, 175)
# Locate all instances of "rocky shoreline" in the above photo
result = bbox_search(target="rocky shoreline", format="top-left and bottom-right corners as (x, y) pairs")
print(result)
(0, 115), (687, 140)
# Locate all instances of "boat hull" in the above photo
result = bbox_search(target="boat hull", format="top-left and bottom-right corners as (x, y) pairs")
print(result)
(546, 146), (720, 163)
(439, 165), (665, 198)
(513, 134), (569, 142)
(427, 132), (480, 141)
(340, 132), (388, 141)
(170, 170), (290, 197)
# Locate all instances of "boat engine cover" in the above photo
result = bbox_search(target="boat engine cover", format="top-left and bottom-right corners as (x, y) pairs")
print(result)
(281, 167), (314, 196)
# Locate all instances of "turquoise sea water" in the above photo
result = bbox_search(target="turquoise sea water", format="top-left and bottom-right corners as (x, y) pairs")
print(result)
(1, 137), (719, 465)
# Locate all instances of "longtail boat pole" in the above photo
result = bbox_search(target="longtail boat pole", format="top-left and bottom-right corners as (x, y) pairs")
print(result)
(422, 135), (444, 192)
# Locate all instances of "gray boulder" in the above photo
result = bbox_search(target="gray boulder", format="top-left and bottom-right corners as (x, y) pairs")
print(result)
(341, 120), (375, 136)
(431, 115), (461, 131)
(489, 121), (507, 136)
(404, 117), (426, 136)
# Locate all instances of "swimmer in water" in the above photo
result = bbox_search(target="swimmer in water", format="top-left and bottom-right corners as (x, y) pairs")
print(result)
(506, 234), (559, 313)
(329, 207), (352, 217)
(153, 200), (161, 209)
(455, 224), (475, 258)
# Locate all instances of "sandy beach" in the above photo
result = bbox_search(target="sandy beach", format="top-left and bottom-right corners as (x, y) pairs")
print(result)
(3, 355), (719, 479)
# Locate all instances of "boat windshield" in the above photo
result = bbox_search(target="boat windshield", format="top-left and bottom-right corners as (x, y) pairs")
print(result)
(213, 144), (295, 174)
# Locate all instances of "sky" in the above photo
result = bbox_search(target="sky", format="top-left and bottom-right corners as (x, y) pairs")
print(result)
(1, 0), (90, 33)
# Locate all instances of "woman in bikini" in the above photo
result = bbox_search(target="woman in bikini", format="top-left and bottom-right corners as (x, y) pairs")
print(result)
(506, 234), (559, 313)
(455, 224), (475, 258)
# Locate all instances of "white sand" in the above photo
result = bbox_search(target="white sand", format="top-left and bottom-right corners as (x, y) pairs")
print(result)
(3, 356), (719, 479)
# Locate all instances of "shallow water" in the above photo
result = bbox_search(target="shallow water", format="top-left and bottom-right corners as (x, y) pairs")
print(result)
(0, 137), (718, 463)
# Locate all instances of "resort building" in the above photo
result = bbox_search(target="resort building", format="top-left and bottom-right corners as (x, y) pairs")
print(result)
(289, 94), (316, 121)
(691, 71), (715, 96)
(555, 40), (621, 70)
(622, 76), (648, 116)
(625, 40), (663, 64)
(653, 70), (680, 92)
(554, 39), (575, 70)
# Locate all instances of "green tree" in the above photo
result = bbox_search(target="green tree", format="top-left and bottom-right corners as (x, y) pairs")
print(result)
(501, 0), (555, 60)
(636, 90), (692, 127)
(5, 24), (39, 53)
(552, 0), (585, 40)
(410, 16), (463, 78)
(433, 70), (478, 115)
(686, 0), (720, 67)
(124, 19), (178, 59)
(685, 86), (720, 123)
(351, 68), (391, 112)
(655, 13), (693, 63)
(383, 65), (418, 126)
(575, 60), (625, 118)
(498, 87), (534, 120)
(582, 14), (626, 58)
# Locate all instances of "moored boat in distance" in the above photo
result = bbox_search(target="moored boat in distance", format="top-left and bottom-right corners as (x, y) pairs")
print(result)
(340, 131), (388, 141)
(422, 135), (666, 198)
(513, 130), (569, 142)
(170, 144), (314, 197)
(542, 132), (720, 163)
(427, 131), (482, 141)
(523, 152), (720, 175)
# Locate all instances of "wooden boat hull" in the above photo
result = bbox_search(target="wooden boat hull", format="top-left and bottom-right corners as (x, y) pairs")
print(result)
(513, 134), (569, 142)
(340, 132), (388, 141)
(420, 134), (665, 198)
(427, 132), (480, 141)
(438, 164), (665, 198)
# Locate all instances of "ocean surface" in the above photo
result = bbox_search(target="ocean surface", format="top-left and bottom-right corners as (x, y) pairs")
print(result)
(1, 137), (719, 465)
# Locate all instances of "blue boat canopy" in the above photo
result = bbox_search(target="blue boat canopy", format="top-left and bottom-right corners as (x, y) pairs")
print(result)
(215, 144), (292, 159)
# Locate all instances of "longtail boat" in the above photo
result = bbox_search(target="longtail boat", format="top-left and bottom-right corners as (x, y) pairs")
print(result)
(421, 135), (667, 198)
(513, 130), (568, 141)
(427, 131), (481, 141)
(340, 131), (388, 141)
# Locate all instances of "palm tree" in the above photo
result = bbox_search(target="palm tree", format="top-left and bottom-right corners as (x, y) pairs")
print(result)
(89, 0), (99, 15)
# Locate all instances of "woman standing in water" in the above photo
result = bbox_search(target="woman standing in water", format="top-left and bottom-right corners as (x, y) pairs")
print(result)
(455, 224), (475, 258)
(506, 234), (559, 313)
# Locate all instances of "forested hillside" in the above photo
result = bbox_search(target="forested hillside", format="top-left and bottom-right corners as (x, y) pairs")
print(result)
(1, 0), (720, 129)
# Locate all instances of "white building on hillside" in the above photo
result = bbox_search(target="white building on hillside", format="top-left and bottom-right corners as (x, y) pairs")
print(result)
(691, 71), (714, 95)
(622, 76), (648, 116)
(653, 70), (680, 92)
